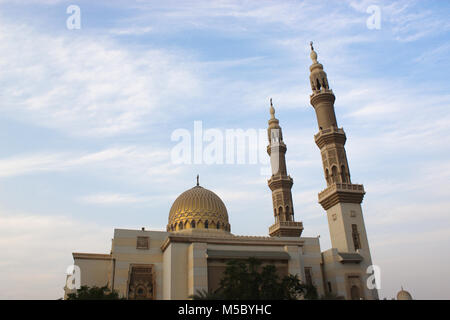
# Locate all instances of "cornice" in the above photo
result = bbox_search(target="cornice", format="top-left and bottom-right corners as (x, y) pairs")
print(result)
(161, 233), (305, 252)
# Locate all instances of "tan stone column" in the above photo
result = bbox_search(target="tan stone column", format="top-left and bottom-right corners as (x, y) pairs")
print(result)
(188, 242), (208, 297)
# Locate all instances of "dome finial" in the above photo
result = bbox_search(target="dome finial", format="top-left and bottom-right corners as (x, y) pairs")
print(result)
(196, 174), (199, 186)
(270, 98), (275, 119)
(310, 41), (318, 64)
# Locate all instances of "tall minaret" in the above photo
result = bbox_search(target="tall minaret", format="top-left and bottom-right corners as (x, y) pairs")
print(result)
(267, 99), (303, 237)
(308, 43), (375, 271)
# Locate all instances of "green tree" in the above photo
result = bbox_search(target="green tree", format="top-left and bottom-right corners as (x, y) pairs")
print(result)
(66, 285), (122, 300)
(192, 258), (318, 300)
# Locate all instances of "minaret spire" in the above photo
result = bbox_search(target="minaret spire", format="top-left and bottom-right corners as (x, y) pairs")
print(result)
(310, 41), (318, 64)
(266, 99), (303, 238)
(269, 98), (275, 119)
(309, 44), (351, 187)
(308, 44), (378, 300)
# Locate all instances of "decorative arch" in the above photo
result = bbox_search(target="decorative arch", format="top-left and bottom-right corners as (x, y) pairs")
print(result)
(278, 206), (284, 221)
(350, 285), (361, 300)
(331, 166), (338, 183)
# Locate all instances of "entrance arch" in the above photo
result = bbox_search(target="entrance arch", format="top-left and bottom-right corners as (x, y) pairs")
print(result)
(350, 285), (361, 300)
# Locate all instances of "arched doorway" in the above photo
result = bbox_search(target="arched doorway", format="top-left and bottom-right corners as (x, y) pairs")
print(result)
(350, 285), (361, 300)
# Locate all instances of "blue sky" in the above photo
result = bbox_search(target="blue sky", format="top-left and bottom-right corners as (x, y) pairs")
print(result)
(0, 0), (449, 299)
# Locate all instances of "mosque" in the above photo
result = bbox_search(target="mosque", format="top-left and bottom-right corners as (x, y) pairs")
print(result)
(64, 45), (395, 300)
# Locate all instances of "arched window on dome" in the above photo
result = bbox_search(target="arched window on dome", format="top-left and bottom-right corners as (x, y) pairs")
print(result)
(216, 222), (220, 229)
(179, 222), (183, 230)
(204, 220), (209, 229)
(325, 168), (330, 185)
(191, 220), (196, 228)
(285, 206), (290, 221)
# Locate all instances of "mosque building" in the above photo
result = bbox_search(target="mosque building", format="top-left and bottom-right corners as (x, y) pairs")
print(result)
(64, 45), (381, 300)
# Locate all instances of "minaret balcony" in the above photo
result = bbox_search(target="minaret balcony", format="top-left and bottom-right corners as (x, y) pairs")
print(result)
(310, 89), (335, 102)
(314, 127), (346, 148)
(318, 183), (365, 210)
(268, 175), (293, 191)
(269, 221), (303, 238)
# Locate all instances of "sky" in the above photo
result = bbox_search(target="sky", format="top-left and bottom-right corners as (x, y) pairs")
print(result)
(0, 0), (449, 300)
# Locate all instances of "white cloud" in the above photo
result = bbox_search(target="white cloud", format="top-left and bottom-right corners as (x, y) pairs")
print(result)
(0, 20), (201, 137)
(109, 26), (153, 35)
(79, 192), (173, 205)
(0, 211), (112, 299)
(0, 146), (179, 184)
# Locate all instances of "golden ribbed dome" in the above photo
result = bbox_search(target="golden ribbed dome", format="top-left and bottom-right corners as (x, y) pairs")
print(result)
(396, 288), (413, 300)
(167, 185), (231, 233)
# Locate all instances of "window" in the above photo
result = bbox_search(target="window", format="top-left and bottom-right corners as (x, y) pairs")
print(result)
(191, 220), (196, 228)
(327, 281), (332, 293)
(331, 166), (338, 183)
(304, 267), (313, 286)
(204, 220), (209, 229)
(352, 224), (361, 250)
(136, 236), (149, 249)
